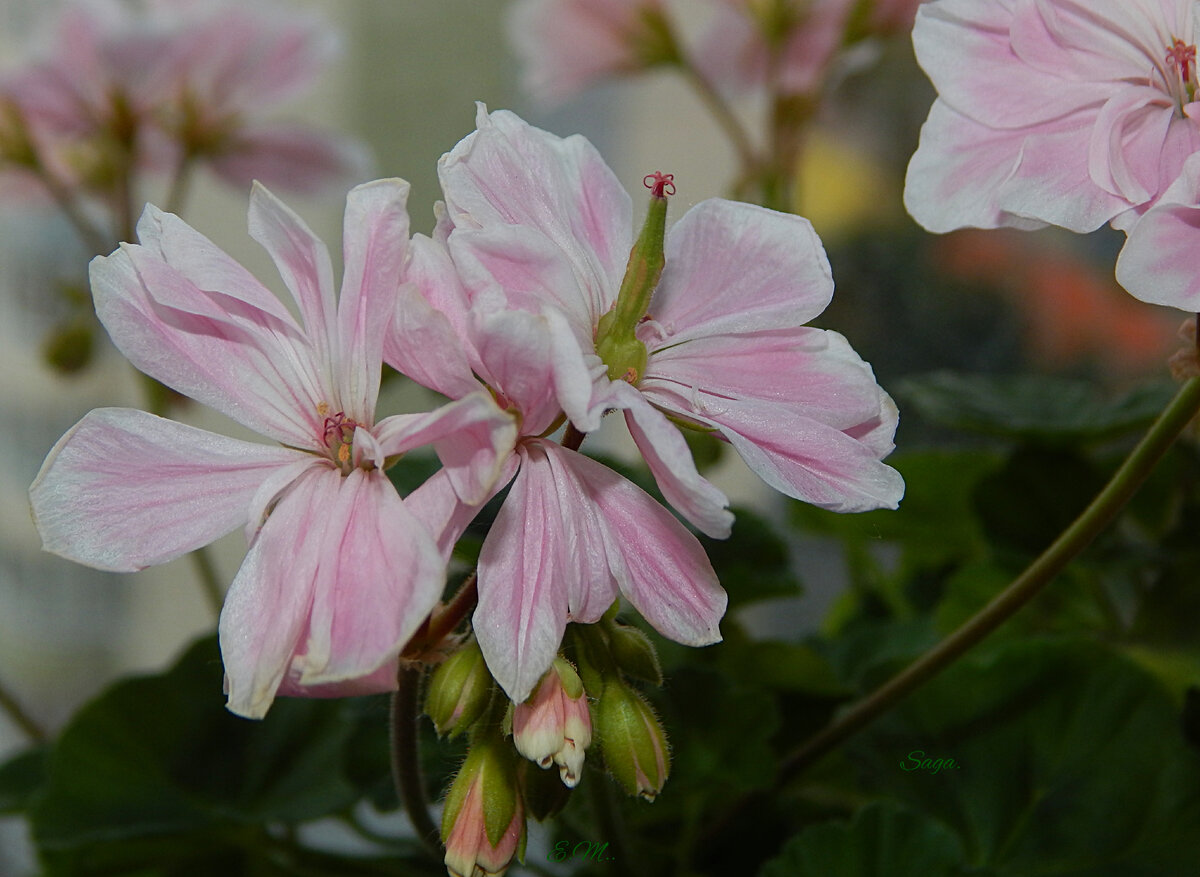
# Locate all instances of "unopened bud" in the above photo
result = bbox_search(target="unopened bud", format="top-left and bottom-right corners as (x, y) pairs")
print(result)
(42, 320), (95, 374)
(512, 658), (593, 788)
(596, 682), (669, 801)
(426, 640), (493, 738)
(441, 739), (526, 877)
(606, 623), (662, 686)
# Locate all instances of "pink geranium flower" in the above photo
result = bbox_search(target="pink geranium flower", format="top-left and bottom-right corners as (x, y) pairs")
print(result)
(29, 180), (515, 718)
(695, 0), (856, 97)
(507, 0), (677, 106)
(390, 107), (901, 701)
(905, 0), (1200, 234)
(1117, 152), (1200, 311)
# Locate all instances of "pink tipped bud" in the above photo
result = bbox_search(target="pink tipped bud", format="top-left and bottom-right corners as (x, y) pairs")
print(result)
(442, 740), (526, 877)
(596, 681), (669, 801)
(512, 658), (593, 788)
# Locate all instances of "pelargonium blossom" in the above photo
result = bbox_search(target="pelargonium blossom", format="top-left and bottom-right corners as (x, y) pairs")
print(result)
(29, 180), (516, 718)
(390, 106), (902, 701)
(905, 0), (1200, 235)
(506, 0), (678, 106)
(1117, 152), (1200, 310)
(3, 0), (364, 200)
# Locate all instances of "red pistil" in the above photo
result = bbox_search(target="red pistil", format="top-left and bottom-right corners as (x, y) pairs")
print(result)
(1167, 37), (1196, 84)
(643, 171), (676, 198)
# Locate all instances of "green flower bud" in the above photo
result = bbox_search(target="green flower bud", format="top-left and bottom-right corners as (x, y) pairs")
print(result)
(441, 738), (526, 877)
(605, 623), (663, 687)
(426, 640), (493, 739)
(596, 681), (670, 801)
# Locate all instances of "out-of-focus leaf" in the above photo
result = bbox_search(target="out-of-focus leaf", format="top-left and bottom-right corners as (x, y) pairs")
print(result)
(758, 802), (965, 877)
(702, 507), (803, 608)
(0, 745), (48, 815)
(897, 372), (1176, 443)
(31, 636), (363, 861)
(849, 639), (1200, 876)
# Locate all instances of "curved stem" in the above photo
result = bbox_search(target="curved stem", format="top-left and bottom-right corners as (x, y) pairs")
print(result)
(777, 373), (1200, 781)
(189, 545), (224, 619)
(37, 167), (111, 256)
(0, 676), (46, 742)
(677, 61), (761, 181)
(390, 665), (441, 857)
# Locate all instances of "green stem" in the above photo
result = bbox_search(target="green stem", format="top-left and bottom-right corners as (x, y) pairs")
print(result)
(37, 166), (111, 256)
(164, 153), (195, 217)
(189, 545), (225, 619)
(0, 676), (46, 742)
(677, 61), (761, 184)
(390, 665), (441, 857)
(777, 373), (1200, 781)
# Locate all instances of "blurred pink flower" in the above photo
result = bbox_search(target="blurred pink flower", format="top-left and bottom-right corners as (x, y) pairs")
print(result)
(29, 180), (515, 718)
(2, 0), (365, 199)
(905, 0), (1200, 234)
(695, 0), (856, 96)
(507, 0), (677, 106)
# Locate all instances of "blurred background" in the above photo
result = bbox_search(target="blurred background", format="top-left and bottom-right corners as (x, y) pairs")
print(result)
(0, 1), (1184, 873)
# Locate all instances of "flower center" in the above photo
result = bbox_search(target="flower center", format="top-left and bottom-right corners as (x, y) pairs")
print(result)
(1165, 37), (1197, 111)
(321, 410), (360, 474)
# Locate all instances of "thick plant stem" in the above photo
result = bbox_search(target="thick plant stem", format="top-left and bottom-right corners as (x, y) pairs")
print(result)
(778, 373), (1200, 782)
(391, 665), (441, 856)
(0, 677), (46, 742)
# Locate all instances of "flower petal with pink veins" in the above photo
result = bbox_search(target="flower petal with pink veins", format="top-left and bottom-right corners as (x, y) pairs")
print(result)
(247, 182), (339, 394)
(651, 200), (834, 342)
(606, 381), (733, 539)
(219, 466), (332, 718)
(440, 106), (631, 326)
(295, 468), (445, 686)
(475, 442), (601, 702)
(642, 328), (883, 433)
(384, 284), (481, 400)
(564, 448), (725, 649)
(336, 179), (411, 423)
(29, 408), (307, 573)
(90, 244), (328, 448)
(374, 393), (518, 506)
(1117, 153), (1200, 310)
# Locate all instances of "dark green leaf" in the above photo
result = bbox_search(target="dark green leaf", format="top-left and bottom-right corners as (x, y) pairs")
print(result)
(0, 744), (49, 814)
(897, 372), (1175, 443)
(701, 507), (803, 608)
(758, 802), (966, 877)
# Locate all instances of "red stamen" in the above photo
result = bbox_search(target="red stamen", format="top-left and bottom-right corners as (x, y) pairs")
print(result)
(1167, 37), (1196, 83)
(643, 171), (676, 198)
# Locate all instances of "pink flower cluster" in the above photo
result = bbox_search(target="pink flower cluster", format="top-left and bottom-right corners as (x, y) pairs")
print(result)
(507, 0), (925, 106)
(0, 0), (364, 207)
(30, 106), (902, 718)
(904, 0), (1200, 311)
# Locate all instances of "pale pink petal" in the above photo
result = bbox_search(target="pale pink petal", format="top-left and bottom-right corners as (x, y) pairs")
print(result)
(296, 468), (445, 685)
(384, 284), (481, 399)
(406, 456), (521, 562)
(90, 245), (326, 447)
(563, 448), (726, 648)
(247, 182), (339, 395)
(642, 327), (886, 433)
(275, 661), (398, 699)
(206, 123), (370, 197)
(29, 408), (306, 573)
(475, 443), (594, 702)
(658, 389), (904, 512)
(1116, 153), (1200, 311)
(905, 99), (1129, 232)
(440, 105), (631, 327)
(913, 0), (1111, 127)
(336, 179), (411, 423)
(470, 305), (567, 436)
(607, 382), (733, 539)
(1088, 88), (1174, 204)
(220, 466), (331, 718)
(132, 205), (300, 330)
(650, 199), (834, 341)
(374, 392), (518, 505)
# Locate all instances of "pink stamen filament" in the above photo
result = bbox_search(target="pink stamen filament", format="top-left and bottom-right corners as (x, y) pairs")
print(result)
(322, 411), (359, 469)
(1167, 38), (1196, 88)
